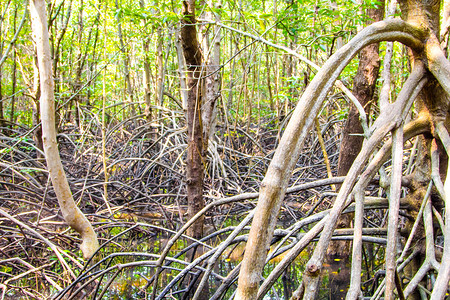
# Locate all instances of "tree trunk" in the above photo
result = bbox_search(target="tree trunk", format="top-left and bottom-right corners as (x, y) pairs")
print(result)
(52, 0), (72, 123)
(31, 50), (44, 161)
(397, 2), (448, 299)
(115, 0), (135, 120)
(8, 6), (18, 129)
(181, 0), (204, 241)
(0, 1), (29, 133)
(175, 24), (188, 111)
(201, 0), (221, 146)
(73, 0), (84, 127)
(0, 4), (5, 132)
(140, 0), (152, 121)
(10, 45), (16, 127)
(326, 4), (384, 300)
(30, 0), (99, 259)
(0, 67), (3, 132)
(155, 27), (164, 113)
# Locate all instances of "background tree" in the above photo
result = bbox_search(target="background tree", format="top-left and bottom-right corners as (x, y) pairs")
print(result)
(29, 0), (98, 259)
(326, 3), (384, 299)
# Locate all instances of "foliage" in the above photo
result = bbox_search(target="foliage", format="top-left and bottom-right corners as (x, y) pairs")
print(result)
(2, 0), (447, 299)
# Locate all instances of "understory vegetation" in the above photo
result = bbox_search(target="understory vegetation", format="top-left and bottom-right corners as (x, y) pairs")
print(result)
(1, 105), (346, 298)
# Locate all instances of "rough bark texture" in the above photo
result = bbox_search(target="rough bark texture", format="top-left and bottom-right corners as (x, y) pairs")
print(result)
(336, 5), (384, 177)
(30, 0), (99, 259)
(398, 1), (450, 299)
(181, 0), (204, 240)
(403, 134), (432, 300)
(326, 5), (384, 299)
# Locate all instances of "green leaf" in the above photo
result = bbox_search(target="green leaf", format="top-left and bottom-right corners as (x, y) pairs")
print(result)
(259, 13), (272, 20)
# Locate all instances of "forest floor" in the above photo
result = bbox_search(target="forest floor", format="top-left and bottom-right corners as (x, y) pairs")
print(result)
(0, 111), (352, 299)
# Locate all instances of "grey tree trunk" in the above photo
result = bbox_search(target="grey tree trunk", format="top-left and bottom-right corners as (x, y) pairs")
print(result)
(30, 0), (99, 259)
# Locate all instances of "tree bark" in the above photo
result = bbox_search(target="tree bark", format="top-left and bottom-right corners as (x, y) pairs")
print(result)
(181, 0), (204, 241)
(326, 4), (384, 300)
(10, 36), (16, 127)
(30, 0), (99, 259)
(398, 2), (449, 299)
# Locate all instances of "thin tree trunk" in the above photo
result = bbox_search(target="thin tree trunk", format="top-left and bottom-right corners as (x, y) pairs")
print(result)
(9, 6), (17, 128)
(115, 0), (135, 120)
(101, 0), (111, 215)
(73, 0), (83, 127)
(0, 0), (26, 68)
(52, 0), (72, 125)
(325, 4), (384, 300)
(0, 5), (9, 133)
(202, 0), (221, 145)
(30, 0), (99, 259)
(31, 50), (44, 161)
(155, 27), (164, 112)
(266, 49), (273, 111)
(181, 0), (204, 241)
(175, 24), (188, 111)
(52, 0), (71, 78)
(0, 67), (3, 132)
(0, 2), (10, 116)
(273, 0), (280, 121)
(86, 12), (100, 106)
(140, 0), (152, 121)
(10, 46), (16, 127)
